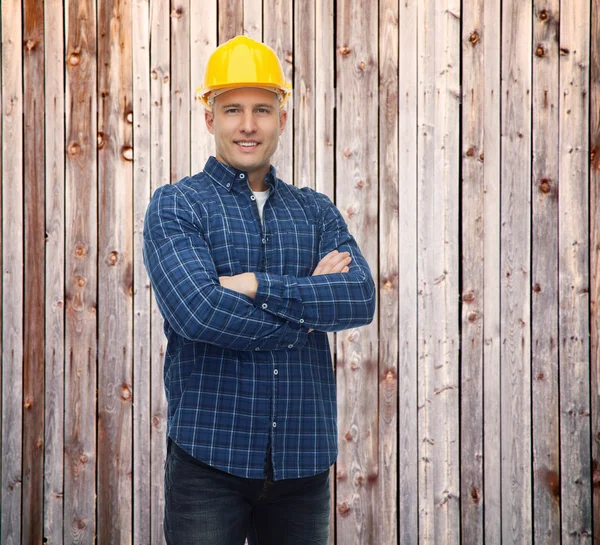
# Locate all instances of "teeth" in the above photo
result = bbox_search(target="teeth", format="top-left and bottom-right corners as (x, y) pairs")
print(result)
(238, 142), (257, 147)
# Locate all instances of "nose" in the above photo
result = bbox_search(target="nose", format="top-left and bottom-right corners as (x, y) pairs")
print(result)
(239, 111), (257, 134)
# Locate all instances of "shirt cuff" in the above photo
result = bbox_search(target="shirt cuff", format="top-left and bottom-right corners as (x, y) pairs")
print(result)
(253, 272), (304, 323)
(254, 319), (309, 351)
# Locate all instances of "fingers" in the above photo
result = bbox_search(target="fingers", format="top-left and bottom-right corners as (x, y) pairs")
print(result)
(312, 250), (352, 276)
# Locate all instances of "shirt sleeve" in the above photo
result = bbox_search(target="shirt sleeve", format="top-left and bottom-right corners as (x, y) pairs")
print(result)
(143, 183), (308, 351)
(252, 193), (376, 332)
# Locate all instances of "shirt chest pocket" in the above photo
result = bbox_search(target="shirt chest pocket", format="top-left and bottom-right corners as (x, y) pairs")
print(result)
(268, 222), (319, 277)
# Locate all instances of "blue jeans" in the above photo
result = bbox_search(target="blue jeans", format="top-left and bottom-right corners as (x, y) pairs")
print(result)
(164, 440), (331, 545)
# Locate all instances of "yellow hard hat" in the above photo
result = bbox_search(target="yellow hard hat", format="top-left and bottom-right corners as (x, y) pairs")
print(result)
(196, 35), (292, 109)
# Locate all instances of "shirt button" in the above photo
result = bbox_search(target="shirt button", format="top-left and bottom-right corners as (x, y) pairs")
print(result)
(250, 195), (256, 201)
(239, 173), (245, 179)
(262, 303), (268, 309)
(299, 319), (304, 324)
(255, 347), (260, 351)
(262, 238), (266, 244)
(272, 422), (277, 428)
(226, 183), (231, 187)
(288, 344), (294, 349)
(273, 369), (279, 375)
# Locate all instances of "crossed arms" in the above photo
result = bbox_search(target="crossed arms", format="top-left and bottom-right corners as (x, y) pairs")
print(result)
(143, 183), (376, 351)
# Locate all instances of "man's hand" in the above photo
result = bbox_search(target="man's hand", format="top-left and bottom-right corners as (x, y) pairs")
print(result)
(312, 250), (352, 276)
(219, 272), (258, 299)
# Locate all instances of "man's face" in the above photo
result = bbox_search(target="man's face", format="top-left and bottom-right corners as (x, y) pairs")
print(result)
(205, 87), (287, 179)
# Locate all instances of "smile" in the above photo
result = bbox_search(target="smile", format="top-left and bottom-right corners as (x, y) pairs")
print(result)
(236, 141), (259, 148)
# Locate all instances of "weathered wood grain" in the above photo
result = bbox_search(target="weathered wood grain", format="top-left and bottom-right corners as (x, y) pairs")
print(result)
(378, 0), (398, 544)
(398, 0), (419, 542)
(190, 0), (216, 173)
(263, 0), (293, 184)
(132, 2), (152, 544)
(591, 0), (600, 538)
(64, 0), (98, 543)
(558, 1), (592, 542)
(481, 1), (502, 544)
(460, 0), (485, 542)
(417, 0), (461, 543)
(315, 0), (334, 201)
(1, 0), (24, 543)
(531, 2), (561, 544)
(500, 1), (533, 543)
(171, 0), (190, 183)
(22, 0), (45, 542)
(150, 1), (171, 542)
(335, 1), (379, 543)
(43, 1), (66, 543)
(293, 0), (314, 190)
(243, 0), (262, 39)
(219, 0), (243, 41)
(97, 0), (134, 543)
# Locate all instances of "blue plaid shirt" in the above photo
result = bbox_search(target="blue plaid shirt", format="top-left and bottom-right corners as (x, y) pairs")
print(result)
(143, 157), (376, 480)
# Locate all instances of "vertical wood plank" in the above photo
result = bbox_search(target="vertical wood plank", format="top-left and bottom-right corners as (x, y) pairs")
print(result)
(64, 0), (98, 542)
(481, 1), (502, 543)
(417, 0), (461, 542)
(398, 0), (419, 542)
(314, 6), (336, 541)
(22, 0), (45, 542)
(150, 1), (170, 541)
(335, 0), (379, 543)
(315, 0), (334, 201)
(460, 0), (485, 541)
(500, 1), (533, 543)
(558, 0), (592, 542)
(133, 1), (151, 543)
(591, 0), (600, 538)
(1, 0), (23, 542)
(243, 0), (262, 39)
(44, 0), (66, 542)
(263, 0), (293, 184)
(190, 0), (216, 173)
(378, 0), (398, 543)
(218, 0), (243, 42)
(293, 0), (314, 190)
(171, 0), (190, 183)
(97, 0), (134, 542)
(531, 2), (561, 544)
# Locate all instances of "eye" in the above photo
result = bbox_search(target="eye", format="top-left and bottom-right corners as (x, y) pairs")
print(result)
(256, 108), (272, 114)
(224, 108), (240, 114)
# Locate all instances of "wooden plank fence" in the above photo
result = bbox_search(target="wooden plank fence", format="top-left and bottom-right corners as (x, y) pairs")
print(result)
(1, 1), (599, 544)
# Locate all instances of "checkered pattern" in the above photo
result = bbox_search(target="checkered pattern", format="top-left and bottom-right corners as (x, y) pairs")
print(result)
(143, 156), (376, 480)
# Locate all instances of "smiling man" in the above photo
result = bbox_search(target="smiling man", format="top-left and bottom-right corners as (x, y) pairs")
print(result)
(143, 36), (376, 545)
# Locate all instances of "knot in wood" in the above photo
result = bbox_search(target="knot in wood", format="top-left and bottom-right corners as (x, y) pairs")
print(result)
(77, 519), (86, 529)
(101, 89), (109, 98)
(122, 146), (134, 161)
(75, 244), (86, 258)
(470, 487), (480, 503)
(463, 291), (475, 304)
(359, 61), (366, 70)
(539, 179), (551, 193)
(466, 147), (475, 157)
(68, 53), (80, 66)
(479, 152), (484, 161)
(151, 70), (158, 80)
(338, 45), (351, 56)
(355, 179), (365, 189)
(76, 276), (87, 288)
(342, 148), (352, 158)
(126, 111), (133, 124)
(469, 31), (479, 45)
(68, 143), (81, 156)
(344, 431), (353, 442)
(80, 454), (88, 464)
(533, 283), (541, 293)
(152, 414), (161, 428)
(535, 45), (545, 58)
(97, 132), (106, 149)
(24, 398), (32, 409)
(560, 48), (570, 56)
(25, 39), (39, 51)
(337, 502), (351, 516)
(170, 7), (183, 18)
(121, 384), (132, 400)
(468, 312), (478, 323)
(539, 9), (548, 20)
(383, 280), (393, 290)
(108, 251), (119, 265)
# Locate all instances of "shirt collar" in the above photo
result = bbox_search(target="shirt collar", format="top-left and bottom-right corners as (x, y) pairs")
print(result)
(204, 156), (278, 193)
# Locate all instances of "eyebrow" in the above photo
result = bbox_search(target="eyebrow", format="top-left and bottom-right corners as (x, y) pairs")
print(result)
(220, 102), (275, 109)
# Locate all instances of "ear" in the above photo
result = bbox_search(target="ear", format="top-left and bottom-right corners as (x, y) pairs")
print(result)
(279, 108), (288, 135)
(205, 109), (215, 134)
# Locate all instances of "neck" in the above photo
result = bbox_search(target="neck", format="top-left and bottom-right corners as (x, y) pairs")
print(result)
(247, 169), (269, 192)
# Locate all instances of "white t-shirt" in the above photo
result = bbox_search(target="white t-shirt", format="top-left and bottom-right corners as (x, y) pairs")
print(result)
(252, 188), (271, 223)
